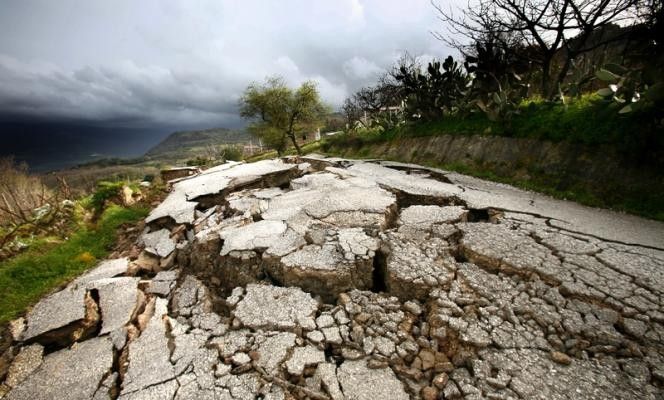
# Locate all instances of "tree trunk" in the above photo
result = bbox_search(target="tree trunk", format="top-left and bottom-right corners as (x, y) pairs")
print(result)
(554, 56), (574, 98)
(541, 58), (552, 99)
(288, 133), (302, 155)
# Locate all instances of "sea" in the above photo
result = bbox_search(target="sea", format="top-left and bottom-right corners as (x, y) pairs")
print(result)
(0, 122), (170, 172)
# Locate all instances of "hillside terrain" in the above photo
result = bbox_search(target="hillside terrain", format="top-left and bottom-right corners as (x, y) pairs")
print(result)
(145, 128), (251, 161)
(38, 127), (253, 194)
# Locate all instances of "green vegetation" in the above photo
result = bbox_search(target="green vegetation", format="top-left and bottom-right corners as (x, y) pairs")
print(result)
(89, 181), (127, 213)
(240, 77), (328, 155)
(0, 204), (148, 324)
(223, 145), (244, 161)
(244, 141), (323, 163)
(186, 157), (209, 167)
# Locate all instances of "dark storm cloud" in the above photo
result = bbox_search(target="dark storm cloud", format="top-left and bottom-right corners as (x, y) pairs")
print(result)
(0, 0), (458, 128)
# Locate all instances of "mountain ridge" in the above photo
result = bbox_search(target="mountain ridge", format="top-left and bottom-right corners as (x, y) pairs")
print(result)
(145, 127), (251, 160)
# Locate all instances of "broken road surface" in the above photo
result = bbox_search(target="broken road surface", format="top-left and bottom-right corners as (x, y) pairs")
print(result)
(2, 156), (664, 400)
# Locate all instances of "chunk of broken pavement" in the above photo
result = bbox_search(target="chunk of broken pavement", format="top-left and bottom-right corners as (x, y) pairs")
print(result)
(232, 284), (318, 332)
(219, 220), (288, 255)
(255, 332), (297, 373)
(120, 298), (175, 395)
(337, 358), (409, 400)
(71, 257), (129, 286)
(4, 344), (44, 388)
(381, 232), (455, 301)
(91, 277), (140, 335)
(21, 287), (98, 345)
(140, 228), (176, 258)
(146, 159), (297, 225)
(398, 205), (467, 227)
(285, 345), (325, 376)
(4, 337), (114, 400)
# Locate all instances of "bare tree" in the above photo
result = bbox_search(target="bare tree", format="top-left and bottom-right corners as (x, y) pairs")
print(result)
(432, 0), (641, 98)
(342, 97), (365, 128)
(0, 158), (69, 249)
(342, 71), (405, 129)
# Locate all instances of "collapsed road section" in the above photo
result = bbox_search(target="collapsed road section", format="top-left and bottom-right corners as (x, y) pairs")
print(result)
(2, 155), (664, 400)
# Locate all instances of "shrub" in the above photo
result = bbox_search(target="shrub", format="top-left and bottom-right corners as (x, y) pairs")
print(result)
(90, 181), (125, 213)
(0, 158), (72, 253)
(186, 156), (209, 167)
(394, 56), (470, 121)
(222, 145), (243, 161)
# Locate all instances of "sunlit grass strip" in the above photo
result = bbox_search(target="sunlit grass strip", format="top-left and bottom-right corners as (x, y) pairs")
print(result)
(0, 204), (148, 324)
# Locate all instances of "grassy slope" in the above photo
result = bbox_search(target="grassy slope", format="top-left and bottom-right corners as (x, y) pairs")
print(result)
(316, 96), (663, 220)
(0, 204), (148, 324)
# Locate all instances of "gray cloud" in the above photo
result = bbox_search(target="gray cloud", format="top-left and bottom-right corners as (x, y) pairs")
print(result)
(0, 0), (458, 128)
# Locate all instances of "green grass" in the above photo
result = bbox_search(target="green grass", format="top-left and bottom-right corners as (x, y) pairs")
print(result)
(244, 150), (279, 162)
(0, 204), (148, 324)
(438, 161), (664, 221)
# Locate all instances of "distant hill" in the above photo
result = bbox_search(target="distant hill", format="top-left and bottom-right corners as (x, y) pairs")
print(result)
(145, 128), (251, 160)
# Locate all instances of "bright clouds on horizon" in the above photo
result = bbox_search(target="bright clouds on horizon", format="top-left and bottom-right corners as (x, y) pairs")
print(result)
(0, 0), (459, 130)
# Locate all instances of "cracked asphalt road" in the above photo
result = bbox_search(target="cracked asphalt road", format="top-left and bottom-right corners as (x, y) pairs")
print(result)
(2, 155), (663, 400)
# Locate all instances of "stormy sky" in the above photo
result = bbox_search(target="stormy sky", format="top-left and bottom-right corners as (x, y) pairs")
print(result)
(0, 1), (461, 169)
(0, 0), (460, 128)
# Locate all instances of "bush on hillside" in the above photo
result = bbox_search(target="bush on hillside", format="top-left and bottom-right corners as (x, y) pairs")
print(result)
(89, 181), (126, 213)
(222, 145), (243, 161)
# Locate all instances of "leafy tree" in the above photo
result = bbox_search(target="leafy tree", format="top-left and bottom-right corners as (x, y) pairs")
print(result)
(239, 77), (328, 155)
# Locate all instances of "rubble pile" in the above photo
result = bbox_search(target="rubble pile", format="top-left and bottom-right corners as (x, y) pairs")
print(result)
(2, 156), (664, 399)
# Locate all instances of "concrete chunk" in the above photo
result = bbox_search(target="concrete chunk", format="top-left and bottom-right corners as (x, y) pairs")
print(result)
(21, 287), (87, 342)
(4, 344), (44, 388)
(90, 277), (140, 335)
(232, 284), (318, 332)
(5, 337), (114, 400)
(285, 346), (325, 376)
(120, 298), (175, 395)
(71, 257), (129, 286)
(337, 359), (409, 400)
(256, 332), (297, 374)
(140, 229), (176, 258)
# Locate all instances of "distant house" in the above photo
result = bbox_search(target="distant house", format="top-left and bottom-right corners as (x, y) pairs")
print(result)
(300, 128), (321, 143)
